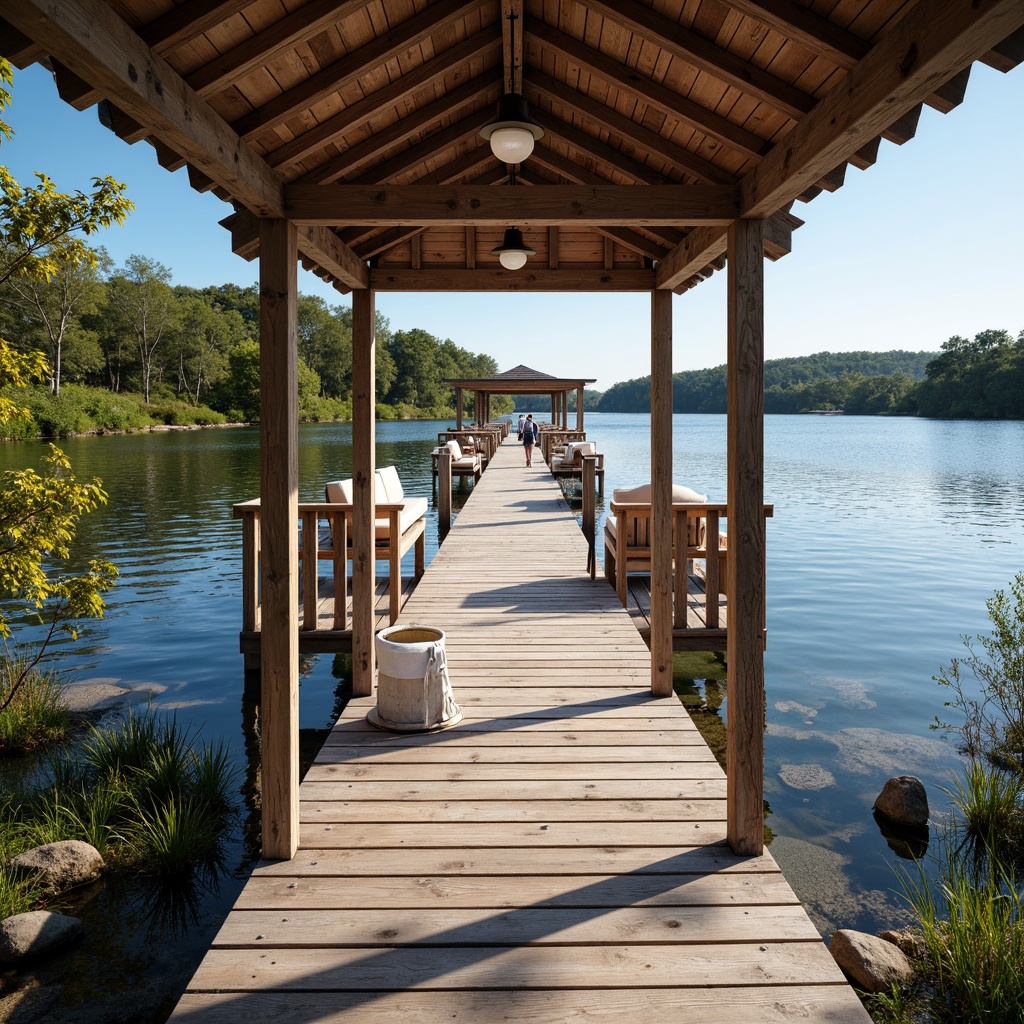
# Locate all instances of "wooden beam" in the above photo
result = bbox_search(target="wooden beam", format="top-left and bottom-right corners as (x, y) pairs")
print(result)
(295, 78), (501, 186)
(722, 0), (868, 69)
(585, 0), (813, 119)
(285, 184), (740, 226)
(740, 0), (1024, 219)
(139, 0), (257, 55)
(230, 0), (482, 138)
(655, 226), (728, 290)
(264, 32), (502, 170)
(531, 24), (767, 159)
(350, 289), (376, 699)
(502, 0), (523, 94)
(650, 289), (673, 698)
(370, 268), (655, 291)
(258, 218), (299, 861)
(726, 218), (765, 857)
(218, 209), (369, 289)
(186, 0), (376, 98)
(528, 72), (735, 185)
(5, 0), (285, 218)
(0, 15), (44, 67)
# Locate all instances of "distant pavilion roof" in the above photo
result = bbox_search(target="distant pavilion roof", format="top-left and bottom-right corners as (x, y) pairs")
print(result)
(444, 365), (596, 393)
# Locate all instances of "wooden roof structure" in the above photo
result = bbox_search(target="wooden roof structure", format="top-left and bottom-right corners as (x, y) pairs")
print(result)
(7, 0), (1023, 863)
(444, 364), (597, 428)
(5, 0), (1023, 295)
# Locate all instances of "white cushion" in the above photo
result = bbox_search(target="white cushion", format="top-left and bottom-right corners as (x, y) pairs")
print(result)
(374, 496), (427, 540)
(325, 478), (354, 504)
(446, 439), (463, 461)
(376, 465), (404, 504)
(612, 483), (707, 504)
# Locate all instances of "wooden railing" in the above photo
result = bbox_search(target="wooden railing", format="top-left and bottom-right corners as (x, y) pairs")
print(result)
(603, 502), (773, 634)
(233, 498), (426, 634)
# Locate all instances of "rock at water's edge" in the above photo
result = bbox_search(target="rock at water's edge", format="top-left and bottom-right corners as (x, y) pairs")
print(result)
(873, 775), (929, 827)
(11, 840), (104, 893)
(830, 928), (915, 993)
(0, 911), (83, 963)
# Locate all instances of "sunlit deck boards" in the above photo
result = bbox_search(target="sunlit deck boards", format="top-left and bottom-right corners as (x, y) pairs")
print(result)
(172, 439), (869, 1023)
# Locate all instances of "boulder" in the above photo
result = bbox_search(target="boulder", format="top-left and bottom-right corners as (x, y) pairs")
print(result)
(0, 911), (83, 963)
(11, 840), (104, 893)
(873, 775), (929, 827)
(879, 927), (929, 961)
(829, 928), (915, 993)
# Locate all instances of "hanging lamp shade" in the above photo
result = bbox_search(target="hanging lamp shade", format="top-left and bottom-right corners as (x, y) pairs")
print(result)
(479, 93), (545, 163)
(490, 227), (535, 270)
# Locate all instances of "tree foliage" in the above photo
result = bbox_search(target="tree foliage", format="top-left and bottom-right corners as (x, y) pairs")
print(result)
(0, 59), (120, 713)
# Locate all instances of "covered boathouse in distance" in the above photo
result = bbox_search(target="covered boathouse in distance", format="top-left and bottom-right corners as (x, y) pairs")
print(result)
(5, 1), (1023, 1019)
(445, 364), (595, 431)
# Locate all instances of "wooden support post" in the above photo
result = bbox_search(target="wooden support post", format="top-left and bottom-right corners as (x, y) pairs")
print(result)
(726, 218), (766, 857)
(438, 448), (453, 540)
(258, 217), (298, 861)
(456, 387), (463, 430)
(582, 455), (596, 579)
(650, 289), (673, 697)
(351, 288), (376, 698)
(577, 385), (584, 431)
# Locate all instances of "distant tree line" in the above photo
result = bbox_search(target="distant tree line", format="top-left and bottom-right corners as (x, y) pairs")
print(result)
(595, 338), (1024, 418)
(0, 245), (511, 432)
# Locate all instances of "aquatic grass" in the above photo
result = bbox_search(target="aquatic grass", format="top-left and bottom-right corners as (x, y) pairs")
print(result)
(944, 761), (1024, 867)
(125, 795), (226, 880)
(906, 849), (1024, 1024)
(0, 864), (44, 920)
(0, 655), (71, 754)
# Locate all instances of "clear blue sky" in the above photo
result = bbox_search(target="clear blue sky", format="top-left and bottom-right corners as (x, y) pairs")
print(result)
(4, 61), (1022, 391)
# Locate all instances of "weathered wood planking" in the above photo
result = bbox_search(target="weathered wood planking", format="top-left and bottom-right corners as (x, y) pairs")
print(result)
(171, 436), (868, 1023)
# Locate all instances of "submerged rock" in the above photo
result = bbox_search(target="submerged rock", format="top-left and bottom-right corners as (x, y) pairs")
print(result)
(873, 775), (929, 827)
(11, 840), (104, 893)
(829, 928), (914, 993)
(0, 911), (83, 963)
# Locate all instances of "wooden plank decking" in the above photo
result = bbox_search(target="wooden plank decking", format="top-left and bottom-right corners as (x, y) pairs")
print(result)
(172, 438), (869, 1023)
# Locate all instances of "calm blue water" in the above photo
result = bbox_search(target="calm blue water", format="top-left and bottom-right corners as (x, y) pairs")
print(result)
(3, 413), (1023, 945)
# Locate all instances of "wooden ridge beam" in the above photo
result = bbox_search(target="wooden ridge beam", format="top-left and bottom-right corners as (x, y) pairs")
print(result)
(230, 0), (483, 139)
(293, 76), (501, 186)
(531, 24), (768, 160)
(528, 71), (735, 185)
(584, 0), (814, 120)
(264, 30), (501, 171)
(742, 0), (1023, 219)
(369, 267), (656, 291)
(284, 184), (740, 227)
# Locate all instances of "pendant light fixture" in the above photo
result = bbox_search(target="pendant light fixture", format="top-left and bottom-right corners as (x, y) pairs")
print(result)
(490, 227), (536, 270)
(479, 12), (544, 164)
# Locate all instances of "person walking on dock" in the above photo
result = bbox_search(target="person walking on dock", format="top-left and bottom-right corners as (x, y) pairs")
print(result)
(517, 413), (525, 440)
(522, 413), (537, 466)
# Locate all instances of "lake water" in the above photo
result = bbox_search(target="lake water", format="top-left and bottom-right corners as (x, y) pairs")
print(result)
(3, 413), (1023, 1010)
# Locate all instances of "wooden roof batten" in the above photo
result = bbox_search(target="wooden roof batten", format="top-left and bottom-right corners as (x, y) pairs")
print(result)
(3, 0), (1023, 295)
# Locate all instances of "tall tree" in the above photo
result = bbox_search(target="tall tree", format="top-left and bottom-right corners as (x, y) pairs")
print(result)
(2, 244), (110, 394)
(106, 255), (176, 402)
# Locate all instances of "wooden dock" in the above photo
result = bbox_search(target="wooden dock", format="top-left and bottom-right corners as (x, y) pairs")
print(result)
(172, 438), (869, 1023)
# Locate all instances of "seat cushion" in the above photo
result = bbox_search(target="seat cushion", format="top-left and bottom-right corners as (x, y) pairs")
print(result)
(612, 483), (707, 504)
(376, 465), (404, 504)
(325, 478), (354, 504)
(375, 495), (427, 540)
(446, 439), (463, 461)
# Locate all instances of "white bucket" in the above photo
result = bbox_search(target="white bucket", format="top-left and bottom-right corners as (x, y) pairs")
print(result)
(369, 625), (462, 732)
